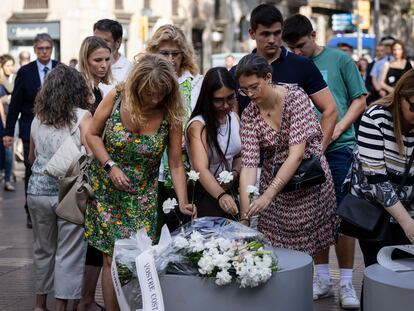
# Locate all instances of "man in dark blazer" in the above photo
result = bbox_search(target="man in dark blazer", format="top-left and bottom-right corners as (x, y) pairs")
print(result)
(2, 33), (58, 228)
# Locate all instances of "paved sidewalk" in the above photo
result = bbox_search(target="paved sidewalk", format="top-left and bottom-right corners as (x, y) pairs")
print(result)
(0, 167), (364, 310)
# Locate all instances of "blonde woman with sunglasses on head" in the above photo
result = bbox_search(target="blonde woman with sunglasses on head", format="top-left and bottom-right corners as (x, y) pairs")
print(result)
(146, 24), (203, 234)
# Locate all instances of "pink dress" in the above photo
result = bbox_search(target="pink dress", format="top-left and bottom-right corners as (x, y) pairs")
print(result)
(241, 85), (338, 256)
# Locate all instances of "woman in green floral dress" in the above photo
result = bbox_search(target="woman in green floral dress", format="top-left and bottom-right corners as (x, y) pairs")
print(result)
(84, 53), (195, 310)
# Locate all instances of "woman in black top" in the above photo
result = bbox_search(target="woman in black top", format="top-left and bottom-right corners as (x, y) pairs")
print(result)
(380, 40), (412, 96)
(77, 35), (112, 311)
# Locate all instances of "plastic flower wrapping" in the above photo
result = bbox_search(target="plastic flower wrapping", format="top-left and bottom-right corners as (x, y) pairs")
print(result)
(112, 217), (278, 310)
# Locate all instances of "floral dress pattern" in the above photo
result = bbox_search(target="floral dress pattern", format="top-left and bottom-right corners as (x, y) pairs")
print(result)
(84, 93), (169, 256)
(240, 85), (338, 257)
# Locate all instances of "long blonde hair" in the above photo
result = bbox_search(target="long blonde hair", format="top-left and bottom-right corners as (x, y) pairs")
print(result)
(372, 69), (414, 155)
(145, 24), (199, 77)
(78, 36), (112, 87)
(124, 53), (185, 127)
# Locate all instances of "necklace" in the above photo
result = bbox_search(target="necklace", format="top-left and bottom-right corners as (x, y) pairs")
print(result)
(261, 87), (279, 117)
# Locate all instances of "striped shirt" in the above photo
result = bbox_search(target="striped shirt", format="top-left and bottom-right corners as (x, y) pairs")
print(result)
(351, 105), (414, 217)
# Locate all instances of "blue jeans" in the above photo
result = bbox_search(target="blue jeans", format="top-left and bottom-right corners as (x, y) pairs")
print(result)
(4, 146), (13, 182)
(325, 146), (354, 206)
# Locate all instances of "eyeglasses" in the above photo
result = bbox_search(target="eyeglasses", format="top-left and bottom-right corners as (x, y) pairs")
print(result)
(406, 98), (414, 112)
(158, 50), (182, 58)
(36, 46), (52, 52)
(213, 94), (237, 107)
(238, 83), (261, 97)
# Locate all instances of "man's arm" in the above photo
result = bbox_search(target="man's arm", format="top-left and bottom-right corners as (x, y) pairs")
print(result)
(309, 88), (338, 151)
(4, 68), (25, 139)
(331, 95), (366, 141)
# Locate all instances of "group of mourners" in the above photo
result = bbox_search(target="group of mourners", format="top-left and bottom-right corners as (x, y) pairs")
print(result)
(2, 4), (414, 311)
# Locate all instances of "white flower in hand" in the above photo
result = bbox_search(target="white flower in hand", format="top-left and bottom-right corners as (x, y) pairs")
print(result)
(217, 170), (234, 184)
(246, 185), (259, 196)
(162, 198), (178, 214)
(187, 170), (200, 182)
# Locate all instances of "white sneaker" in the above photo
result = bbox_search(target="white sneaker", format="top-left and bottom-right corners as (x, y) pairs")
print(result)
(313, 276), (334, 300)
(339, 283), (360, 309)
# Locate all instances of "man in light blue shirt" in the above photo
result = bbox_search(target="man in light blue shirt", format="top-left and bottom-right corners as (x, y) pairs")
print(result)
(370, 43), (393, 98)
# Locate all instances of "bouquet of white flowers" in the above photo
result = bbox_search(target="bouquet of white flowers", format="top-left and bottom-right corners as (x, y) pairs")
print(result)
(172, 231), (277, 287)
(112, 217), (278, 311)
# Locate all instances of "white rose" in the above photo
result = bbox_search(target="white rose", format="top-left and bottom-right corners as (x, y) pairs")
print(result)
(187, 170), (200, 182)
(217, 170), (234, 184)
(162, 198), (178, 214)
(246, 185), (259, 196)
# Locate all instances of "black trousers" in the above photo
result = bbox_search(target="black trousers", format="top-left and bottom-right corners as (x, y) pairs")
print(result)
(23, 139), (31, 216)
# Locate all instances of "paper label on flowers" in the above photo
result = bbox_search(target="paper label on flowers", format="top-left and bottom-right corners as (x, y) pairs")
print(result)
(136, 251), (165, 311)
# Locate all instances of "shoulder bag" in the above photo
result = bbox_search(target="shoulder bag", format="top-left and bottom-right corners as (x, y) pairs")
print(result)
(272, 155), (326, 193)
(337, 150), (414, 241)
(55, 96), (121, 224)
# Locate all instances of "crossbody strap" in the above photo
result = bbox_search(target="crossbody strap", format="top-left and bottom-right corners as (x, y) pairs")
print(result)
(212, 113), (232, 177)
(400, 149), (414, 187)
(102, 93), (122, 141)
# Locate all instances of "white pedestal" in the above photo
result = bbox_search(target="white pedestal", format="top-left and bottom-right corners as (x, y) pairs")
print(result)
(159, 248), (313, 311)
(364, 264), (414, 311)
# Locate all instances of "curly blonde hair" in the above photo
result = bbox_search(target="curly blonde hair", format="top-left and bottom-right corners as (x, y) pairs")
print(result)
(145, 24), (199, 77)
(123, 53), (185, 127)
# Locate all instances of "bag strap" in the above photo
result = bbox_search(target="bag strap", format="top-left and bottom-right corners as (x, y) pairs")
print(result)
(400, 149), (414, 187)
(102, 92), (122, 141)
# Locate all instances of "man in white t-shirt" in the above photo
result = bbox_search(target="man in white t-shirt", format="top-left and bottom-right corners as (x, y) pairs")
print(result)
(93, 19), (133, 92)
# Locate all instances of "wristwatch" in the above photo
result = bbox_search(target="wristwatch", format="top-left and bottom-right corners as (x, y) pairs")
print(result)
(103, 160), (116, 173)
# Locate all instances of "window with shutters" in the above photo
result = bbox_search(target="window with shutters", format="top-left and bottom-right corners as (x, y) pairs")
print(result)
(24, 0), (48, 9)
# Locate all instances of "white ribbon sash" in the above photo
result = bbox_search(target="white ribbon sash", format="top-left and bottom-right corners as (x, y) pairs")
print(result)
(111, 225), (172, 311)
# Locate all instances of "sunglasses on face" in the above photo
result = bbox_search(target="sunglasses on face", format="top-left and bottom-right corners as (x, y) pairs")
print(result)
(406, 98), (414, 112)
(158, 50), (182, 58)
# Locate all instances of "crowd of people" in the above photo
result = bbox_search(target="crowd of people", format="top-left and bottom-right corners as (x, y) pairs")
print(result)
(0, 3), (413, 311)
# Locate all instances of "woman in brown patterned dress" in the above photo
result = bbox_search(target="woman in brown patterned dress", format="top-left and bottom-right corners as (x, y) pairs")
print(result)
(236, 53), (338, 257)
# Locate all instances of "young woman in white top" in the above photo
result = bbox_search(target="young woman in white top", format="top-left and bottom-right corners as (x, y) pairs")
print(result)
(27, 64), (92, 311)
(186, 67), (241, 218)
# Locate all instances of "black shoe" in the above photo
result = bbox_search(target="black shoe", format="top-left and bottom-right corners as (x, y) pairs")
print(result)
(26, 215), (32, 229)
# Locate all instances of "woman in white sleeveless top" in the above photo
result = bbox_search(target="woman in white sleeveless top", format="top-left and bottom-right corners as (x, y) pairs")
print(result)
(27, 65), (92, 311)
(186, 67), (241, 218)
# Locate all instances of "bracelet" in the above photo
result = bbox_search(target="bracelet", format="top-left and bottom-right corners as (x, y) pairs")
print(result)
(216, 192), (227, 202)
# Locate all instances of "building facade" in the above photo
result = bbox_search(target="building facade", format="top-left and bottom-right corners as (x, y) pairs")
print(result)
(0, 0), (413, 72)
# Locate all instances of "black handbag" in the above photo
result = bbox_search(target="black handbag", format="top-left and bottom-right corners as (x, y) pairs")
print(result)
(337, 150), (414, 241)
(273, 155), (326, 193)
(337, 194), (391, 241)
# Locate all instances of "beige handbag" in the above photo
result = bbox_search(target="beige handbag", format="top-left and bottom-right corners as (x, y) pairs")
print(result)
(56, 153), (94, 224)
(55, 96), (121, 224)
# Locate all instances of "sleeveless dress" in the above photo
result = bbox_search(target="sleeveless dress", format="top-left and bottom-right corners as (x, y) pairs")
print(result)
(385, 59), (412, 87)
(84, 93), (169, 255)
(240, 85), (338, 256)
